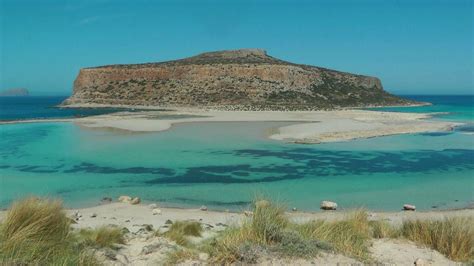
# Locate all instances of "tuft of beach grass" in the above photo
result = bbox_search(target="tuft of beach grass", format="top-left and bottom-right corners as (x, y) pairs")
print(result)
(161, 220), (203, 246)
(293, 209), (372, 262)
(399, 217), (474, 262)
(0, 197), (98, 265)
(201, 199), (333, 264)
(77, 226), (125, 249)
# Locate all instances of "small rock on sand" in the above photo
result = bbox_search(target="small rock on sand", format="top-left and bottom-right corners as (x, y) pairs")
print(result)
(244, 210), (253, 217)
(403, 204), (416, 211)
(90, 213), (97, 218)
(116, 254), (129, 265)
(320, 201), (338, 210)
(414, 258), (428, 265)
(148, 203), (158, 209)
(141, 243), (161, 255)
(200, 205), (208, 211)
(143, 224), (154, 231)
(100, 197), (112, 204)
(130, 197), (141, 205)
(118, 195), (132, 203)
(152, 208), (162, 215)
(72, 210), (82, 221)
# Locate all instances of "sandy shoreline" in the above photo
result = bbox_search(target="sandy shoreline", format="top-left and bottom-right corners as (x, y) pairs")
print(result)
(1, 200), (471, 265)
(77, 109), (460, 143)
(1, 201), (473, 232)
(1, 109), (459, 144)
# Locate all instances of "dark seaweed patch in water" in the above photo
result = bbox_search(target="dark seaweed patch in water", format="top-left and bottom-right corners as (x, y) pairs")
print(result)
(16, 165), (58, 173)
(145, 148), (474, 184)
(5, 148), (473, 185)
(63, 162), (175, 175)
(456, 124), (474, 133)
(0, 126), (50, 159)
(418, 132), (453, 137)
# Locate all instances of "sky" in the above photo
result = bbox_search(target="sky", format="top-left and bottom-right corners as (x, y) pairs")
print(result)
(0, 0), (472, 96)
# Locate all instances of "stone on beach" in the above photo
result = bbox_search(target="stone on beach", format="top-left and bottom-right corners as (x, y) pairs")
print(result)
(152, 208), (162, 215)
(100, 197), (112, 204)
(118, 195), (132, 203)
(148, 203), (158, 209)
(200, 205), (208, 211)
(130, 197), (141, 205)
(320, 201), (338, 210)
(414, 258), (428, 265)
(244, 210), (253, 217)
(403, 204), (416, 211)
(72, 210), (83, 221)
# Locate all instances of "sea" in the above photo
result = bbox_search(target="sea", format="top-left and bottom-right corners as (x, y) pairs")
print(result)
(0, 95), (473, 211)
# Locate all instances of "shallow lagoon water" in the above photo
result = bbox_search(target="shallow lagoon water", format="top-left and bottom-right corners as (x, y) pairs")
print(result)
(1, 119), (473, 211)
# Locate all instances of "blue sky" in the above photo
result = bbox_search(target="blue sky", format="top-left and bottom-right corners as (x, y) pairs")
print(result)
(1, 0), (472, 95)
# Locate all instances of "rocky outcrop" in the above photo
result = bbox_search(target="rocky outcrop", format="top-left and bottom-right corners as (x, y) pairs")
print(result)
(0, 88), (29, 96)
(62, 49), (415, 110)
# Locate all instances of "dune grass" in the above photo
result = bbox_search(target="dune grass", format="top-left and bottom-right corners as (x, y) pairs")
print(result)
(294, 209), (372, 262)
(399, 217), (474, 262)
(0, 197), (98, 265)
(78, 226), (125, 249)
(162, 220), (203, 246)
(2, 197), (472, 264)
(164, 248), (199, 265)
(202, 200), (333, 264)
(369, 220), (398, 239)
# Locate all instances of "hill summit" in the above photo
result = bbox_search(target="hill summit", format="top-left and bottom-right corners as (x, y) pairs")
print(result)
(62, 49), (414, 110)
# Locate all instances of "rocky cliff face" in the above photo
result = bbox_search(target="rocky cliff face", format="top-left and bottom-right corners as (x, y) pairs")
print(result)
(62, 49), (413, 110)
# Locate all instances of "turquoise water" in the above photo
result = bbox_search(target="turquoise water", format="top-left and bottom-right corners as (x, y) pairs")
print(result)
(0, 96), (145, 121)
(0, 96), (473, 211)
(367, 95), (474, 122)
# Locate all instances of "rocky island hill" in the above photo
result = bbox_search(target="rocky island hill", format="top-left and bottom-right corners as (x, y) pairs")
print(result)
(62, 49), (415, 110)
(0, 88), (29, 96)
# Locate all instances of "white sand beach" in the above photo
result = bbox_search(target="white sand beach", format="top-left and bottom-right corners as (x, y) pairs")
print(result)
(70, 109), (460, 144)
(28, 202), (468, 232)
(1, 107), (459, 144)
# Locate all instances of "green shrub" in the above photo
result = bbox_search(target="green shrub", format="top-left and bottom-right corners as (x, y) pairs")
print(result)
(272, 230), (331, 258)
